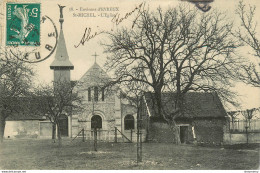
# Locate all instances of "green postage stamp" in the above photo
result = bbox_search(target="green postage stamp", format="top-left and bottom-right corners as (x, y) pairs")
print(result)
(6, 3), (40, 46)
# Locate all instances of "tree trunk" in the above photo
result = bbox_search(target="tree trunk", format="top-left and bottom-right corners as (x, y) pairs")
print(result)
(154, 89), (163, 118)
(0, 109), (7, 143)
(57, 121), (62, 147)
(173, 93), (183, 145)
(52, 123), (56, 143)
(175, 126), (181, 144)
(0, 116), (6, 143)
(169, 119), (181, 144)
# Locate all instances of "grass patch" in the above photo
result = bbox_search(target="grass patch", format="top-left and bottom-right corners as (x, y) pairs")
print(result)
(224, 143), (260, 150)
(0, 139), (259, 170)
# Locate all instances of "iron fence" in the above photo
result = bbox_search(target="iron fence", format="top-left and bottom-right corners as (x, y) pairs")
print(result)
(230, 119), (260, 132)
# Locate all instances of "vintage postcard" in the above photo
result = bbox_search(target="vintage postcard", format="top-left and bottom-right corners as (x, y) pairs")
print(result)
(0, 0), (259, 172)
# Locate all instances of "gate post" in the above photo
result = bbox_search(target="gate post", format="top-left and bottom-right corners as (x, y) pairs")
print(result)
(115, 127), (117, 143)
(137, 96), (142, 163)
(131, 129), (133, 141)
(82, 128), (85, 142)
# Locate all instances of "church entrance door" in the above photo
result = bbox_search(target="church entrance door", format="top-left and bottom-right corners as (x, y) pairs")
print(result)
(91, 115), (102, 129)
(91, 115), (102, 140)
(59, 117), (68, 137)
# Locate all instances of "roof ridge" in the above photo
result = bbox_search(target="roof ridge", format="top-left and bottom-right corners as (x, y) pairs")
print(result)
(78, 61), (111, 82)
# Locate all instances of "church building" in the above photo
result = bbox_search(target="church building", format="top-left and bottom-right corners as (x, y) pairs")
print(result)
(70, 61), (140, 141)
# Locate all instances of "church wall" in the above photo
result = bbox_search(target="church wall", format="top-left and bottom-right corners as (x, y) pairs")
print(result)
(71, 90), (118, 138)
(71, 89), (147, 142)
(71, 114), (79, 137)
(121, 104), (137, 133)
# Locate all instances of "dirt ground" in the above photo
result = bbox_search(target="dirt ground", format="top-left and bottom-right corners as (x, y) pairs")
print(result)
(0, 138), (259, 170)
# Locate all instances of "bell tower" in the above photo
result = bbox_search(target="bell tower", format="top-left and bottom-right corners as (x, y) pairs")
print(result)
(50, 5), (74, 82)
(50, 5), (74, 138)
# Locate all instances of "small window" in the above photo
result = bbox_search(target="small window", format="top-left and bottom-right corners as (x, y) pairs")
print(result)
(102, 88), (105, 101)
(88, 88), (91, 101)
(94, 86), (98, 101)
(124, 114), (134, 130)
(91, 115), (102, 129)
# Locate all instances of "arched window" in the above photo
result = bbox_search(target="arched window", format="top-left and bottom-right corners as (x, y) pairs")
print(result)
(91, 115), (102, 129)
(88, 87), (91, 101)
(124, 114), (134, 130)
(94, 86), (98, 101)
(102, 88), (105, 101)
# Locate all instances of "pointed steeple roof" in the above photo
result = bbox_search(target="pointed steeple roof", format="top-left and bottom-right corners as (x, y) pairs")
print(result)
(50, 29), (74, 69)
(50, 6), (74, 70)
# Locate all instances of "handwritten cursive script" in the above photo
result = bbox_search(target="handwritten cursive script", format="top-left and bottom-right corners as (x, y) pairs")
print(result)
(75, 2), (144, 48)
(74, 27), (104, 48)
(111, 2), (144, 26)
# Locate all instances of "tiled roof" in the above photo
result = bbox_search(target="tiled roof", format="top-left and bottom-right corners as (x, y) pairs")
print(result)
(77, 62), (111, 87)
(144, 92), (227, 118)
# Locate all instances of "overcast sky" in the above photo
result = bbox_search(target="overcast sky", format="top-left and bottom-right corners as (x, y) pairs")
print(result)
(1, 0), (259, 111)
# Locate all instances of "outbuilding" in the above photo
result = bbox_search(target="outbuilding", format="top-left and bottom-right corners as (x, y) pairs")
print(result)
(142, 92), (229, 144)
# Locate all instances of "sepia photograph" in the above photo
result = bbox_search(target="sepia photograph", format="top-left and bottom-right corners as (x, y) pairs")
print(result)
(0, 0), (259, 171)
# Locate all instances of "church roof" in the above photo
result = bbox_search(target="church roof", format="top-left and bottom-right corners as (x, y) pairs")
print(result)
(50, 29), (74, 69)
(144, 92), (227, 119)
(78, 62), (111, 86)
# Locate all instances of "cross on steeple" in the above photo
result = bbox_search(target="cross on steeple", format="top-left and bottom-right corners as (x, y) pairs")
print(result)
(92, 52), (99, 63)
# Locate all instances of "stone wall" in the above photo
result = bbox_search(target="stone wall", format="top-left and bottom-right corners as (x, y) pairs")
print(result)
(4, 120), (40, 138)
(193, 119), (225, 144)
(147, 121), (174, 143)
(224, 132), (260, 144)
(147, 118), (226, 144)
(39, 121), (52, 138)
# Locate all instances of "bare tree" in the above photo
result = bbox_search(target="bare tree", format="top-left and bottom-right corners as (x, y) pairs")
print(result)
(32, 80), (83, 146)
(227, 111), (240, 132)
(0, 49), (34, 143)
(103, 5), (241, 144)
(241, 108), (259, 144)
(236, 1), (260, 87)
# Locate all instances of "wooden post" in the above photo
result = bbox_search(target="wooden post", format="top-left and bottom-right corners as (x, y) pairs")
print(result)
(245, 126), (249, 145)
(137, 126), (140, 163)
(140, 131), (142, 162)
(94, 127), (97, 151)
(82, 128), (85, 142)
(136, 96), (142, 163)
(131, 129), (133, 142)
(68, 115), (72, 138)
(114, 127), (117, 143)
